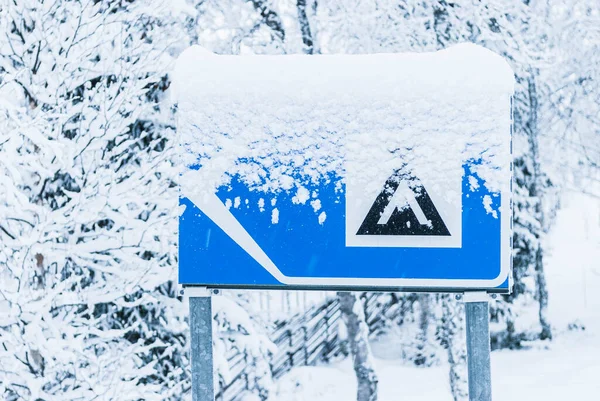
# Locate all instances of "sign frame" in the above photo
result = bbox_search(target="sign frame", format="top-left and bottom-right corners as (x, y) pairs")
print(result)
(175, 44), (514, 294)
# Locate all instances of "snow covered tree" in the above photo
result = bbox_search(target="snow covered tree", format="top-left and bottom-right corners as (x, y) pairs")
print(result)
(0, 1), (192, 399)
(513, 74), (553, 340)
(413, 294), (437, 367)
(338, 292), (378, 401)
(436, 296), (468, 401)
(296, 0), (319, 54)
(540, 0), (600, 196)
(189, 0), (286, 54)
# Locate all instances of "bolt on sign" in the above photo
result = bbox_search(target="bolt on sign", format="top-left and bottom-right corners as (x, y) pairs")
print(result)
(174, 43), (514, 293)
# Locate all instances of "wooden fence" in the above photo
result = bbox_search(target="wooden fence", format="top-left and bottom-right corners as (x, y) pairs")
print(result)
(216, 293), (398, 401)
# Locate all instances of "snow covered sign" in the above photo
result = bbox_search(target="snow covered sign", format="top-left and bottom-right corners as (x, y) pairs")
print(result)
(174, 43), (514, 293)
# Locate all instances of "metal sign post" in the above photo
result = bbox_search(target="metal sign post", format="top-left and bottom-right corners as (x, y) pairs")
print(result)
(188, 288), (214, 401)
(464, 292), (492, 401)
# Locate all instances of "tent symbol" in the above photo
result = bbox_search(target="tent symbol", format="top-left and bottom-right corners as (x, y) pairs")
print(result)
(356, 170), (451, 236)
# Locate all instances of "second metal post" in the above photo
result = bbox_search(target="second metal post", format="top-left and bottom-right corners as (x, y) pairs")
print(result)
(464, 292), (492, 401)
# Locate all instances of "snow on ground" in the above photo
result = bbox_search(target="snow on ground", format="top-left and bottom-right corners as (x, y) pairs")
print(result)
(545, 193), (600, 332)
(492, 330), (600, 400)
(275, 360), (452, 401)
(273, 192), (600, 400)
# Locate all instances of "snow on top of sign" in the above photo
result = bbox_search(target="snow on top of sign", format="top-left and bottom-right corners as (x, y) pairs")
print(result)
(173, 43), (513, 100)
(173, 43), (513, 217)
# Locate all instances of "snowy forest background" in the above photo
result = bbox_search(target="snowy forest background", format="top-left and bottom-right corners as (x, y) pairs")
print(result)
(0, 0), (599, 400)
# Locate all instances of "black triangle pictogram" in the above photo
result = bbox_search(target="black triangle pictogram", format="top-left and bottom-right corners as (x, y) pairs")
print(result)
(356, 170), (451, 236)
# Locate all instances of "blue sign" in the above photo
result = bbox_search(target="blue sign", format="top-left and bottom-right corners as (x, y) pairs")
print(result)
(174, 44), (514, 292)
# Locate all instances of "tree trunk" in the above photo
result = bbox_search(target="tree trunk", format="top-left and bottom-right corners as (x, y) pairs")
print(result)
(414, 294), (432, 366)
(296, 0), (315, 54)
(535, 244), (552, 339)
(439, 296), (468, 401)
(251, 0), (286, 43)
(433, 0), (452, 49)
(338, 292), (378, 401)
(525, 75), (552, 340)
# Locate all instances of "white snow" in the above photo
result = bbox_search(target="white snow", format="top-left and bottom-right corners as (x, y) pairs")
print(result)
(174, 43), (513, 100)
(318, 212), (327, 225)
(275, 361), (451, 401)
(271, 208), (279, 224)
(291, 186), (310, 205)
(482, 194), (498, 218)
(174, 44), (513, 218)
(310, 199), (322, 212)
(545, 193), (600, 331)
(468, 175), (480, 191)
